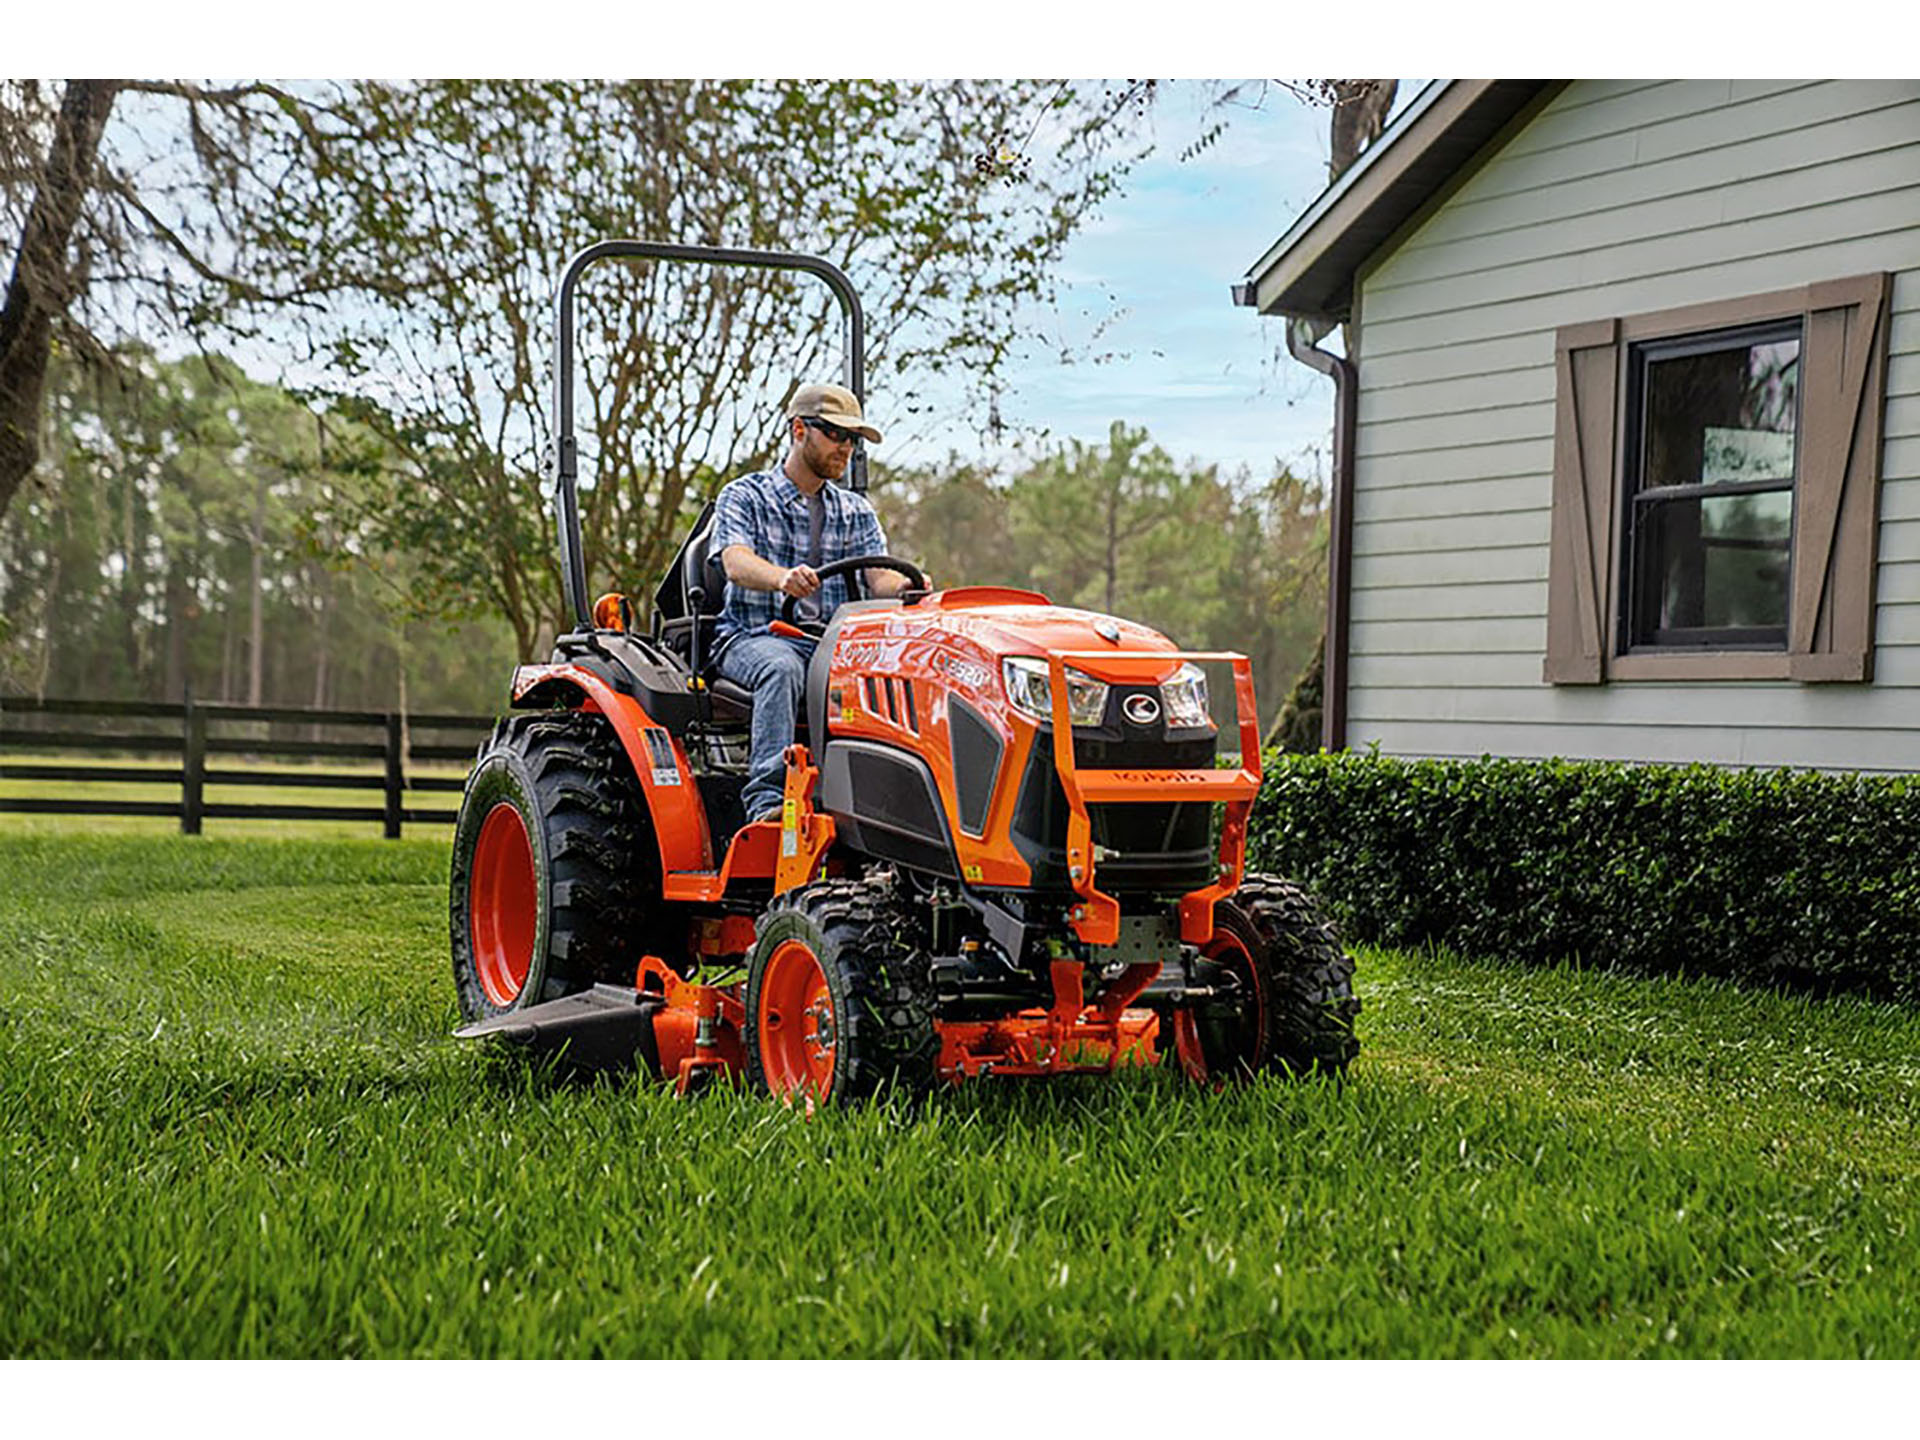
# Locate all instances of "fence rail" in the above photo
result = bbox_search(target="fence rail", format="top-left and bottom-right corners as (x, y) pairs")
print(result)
(0, 696), (497, 837)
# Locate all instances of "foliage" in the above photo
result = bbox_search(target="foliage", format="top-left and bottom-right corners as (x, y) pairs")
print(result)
(874, 423), (1327, 731)
(1249, 753), (1920, 1003)
(0, 348), (514, 711)
(1269, 634), (1324, 752)
(223, 80), (1149, 659)
(6, 830), (1920, 1357)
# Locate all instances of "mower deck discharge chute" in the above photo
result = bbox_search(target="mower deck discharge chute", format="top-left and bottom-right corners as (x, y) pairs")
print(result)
(449, 241), (1359, 1104)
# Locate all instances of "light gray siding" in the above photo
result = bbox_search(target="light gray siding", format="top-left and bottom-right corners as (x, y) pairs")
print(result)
(1348, 79), (1920, 773)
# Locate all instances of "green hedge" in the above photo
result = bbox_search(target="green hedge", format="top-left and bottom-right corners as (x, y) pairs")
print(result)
(1246, 753), (1920, 1004)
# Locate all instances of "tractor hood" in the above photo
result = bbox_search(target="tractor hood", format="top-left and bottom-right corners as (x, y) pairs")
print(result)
(891, 587), (1181, 672)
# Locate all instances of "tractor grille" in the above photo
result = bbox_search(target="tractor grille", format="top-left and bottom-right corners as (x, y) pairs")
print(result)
(1006, 728), (1215, 894)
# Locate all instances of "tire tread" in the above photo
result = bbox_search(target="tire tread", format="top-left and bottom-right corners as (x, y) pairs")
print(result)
(1233, 872), (1361, 1077)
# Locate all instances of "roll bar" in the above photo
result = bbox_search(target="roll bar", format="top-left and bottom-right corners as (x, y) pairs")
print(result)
(548, 240), (868, 630)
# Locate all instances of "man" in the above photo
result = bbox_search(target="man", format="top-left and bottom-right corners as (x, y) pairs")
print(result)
(710, 383), (917, 825)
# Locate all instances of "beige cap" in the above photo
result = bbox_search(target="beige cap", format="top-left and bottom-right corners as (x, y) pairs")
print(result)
(785, 382), (882, 444)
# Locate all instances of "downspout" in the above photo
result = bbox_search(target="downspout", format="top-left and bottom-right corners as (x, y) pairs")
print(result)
(1233, 283), (1356, 753)
(1285, 317), (1357, 754)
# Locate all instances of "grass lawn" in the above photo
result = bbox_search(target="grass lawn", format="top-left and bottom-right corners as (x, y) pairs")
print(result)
(3, 822), (1918, 1358)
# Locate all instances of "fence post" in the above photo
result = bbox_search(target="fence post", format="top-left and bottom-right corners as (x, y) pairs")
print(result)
(383, 712), (404, 839)
(182, 690), (205, 836)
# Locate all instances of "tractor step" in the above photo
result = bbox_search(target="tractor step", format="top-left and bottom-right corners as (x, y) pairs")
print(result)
(455, 984), (663, 1074)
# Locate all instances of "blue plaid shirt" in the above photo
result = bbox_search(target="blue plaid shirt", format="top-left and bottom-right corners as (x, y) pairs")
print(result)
(710, 468), (888, 645)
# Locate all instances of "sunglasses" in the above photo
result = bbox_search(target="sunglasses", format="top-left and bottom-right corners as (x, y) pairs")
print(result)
(801, 416), (859, 445)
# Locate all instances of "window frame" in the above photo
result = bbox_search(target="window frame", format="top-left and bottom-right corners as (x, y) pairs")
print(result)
(1545, 273), (1892, 686)
(1618, 317), (1804, 656)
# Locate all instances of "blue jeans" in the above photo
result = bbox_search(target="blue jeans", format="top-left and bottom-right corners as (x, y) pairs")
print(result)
(716, 631), (817, 821)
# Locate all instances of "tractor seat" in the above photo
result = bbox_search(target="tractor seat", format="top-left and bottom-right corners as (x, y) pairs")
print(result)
(676, 511), (755, 721)
(657, 503), (811, 736)
(706, 672), (755, 714)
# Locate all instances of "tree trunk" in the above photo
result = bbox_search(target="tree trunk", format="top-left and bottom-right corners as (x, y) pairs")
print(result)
(164, 564), (189, 702)
(1104, 488), (1119, 616)
(0, 80), (117, 526)
(394, 625), (411, 785)
(310, 561), (330, 741)
(121, 448), (142, 683)
(1329, 81), (1398, 182)
(220, 599), (235, 702)
(32, 541), (59, 701)
(247, 467), (266, 706)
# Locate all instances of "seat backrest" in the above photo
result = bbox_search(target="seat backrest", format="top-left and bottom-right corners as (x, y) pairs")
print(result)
(682, 507), (727, 617)
(653, 499), (723, 629)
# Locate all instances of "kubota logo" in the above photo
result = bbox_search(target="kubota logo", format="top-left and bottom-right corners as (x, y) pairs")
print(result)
(1121, 694), (1162, 726)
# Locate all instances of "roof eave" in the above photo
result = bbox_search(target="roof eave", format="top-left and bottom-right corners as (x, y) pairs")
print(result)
(1242, 79), (1558, 321)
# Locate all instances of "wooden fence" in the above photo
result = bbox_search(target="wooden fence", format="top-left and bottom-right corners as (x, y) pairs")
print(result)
(0, 696), (496, 837)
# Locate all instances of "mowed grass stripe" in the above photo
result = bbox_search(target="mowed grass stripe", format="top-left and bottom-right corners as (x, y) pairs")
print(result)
(3, 828), (1918, 1357)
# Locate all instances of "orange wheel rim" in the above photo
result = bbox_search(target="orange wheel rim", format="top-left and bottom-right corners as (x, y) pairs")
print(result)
(759, 939), (836, 1098)
(1183, 930), (1267, 1081)
(471, 801), (537, 1007)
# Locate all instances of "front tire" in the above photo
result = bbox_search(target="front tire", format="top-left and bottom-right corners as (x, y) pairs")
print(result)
(1236, 873), (1360, 1077)
(449, 711), (659, 1023)
(744, 876), (937, 1106)
(1176, 874), (1359, 1082)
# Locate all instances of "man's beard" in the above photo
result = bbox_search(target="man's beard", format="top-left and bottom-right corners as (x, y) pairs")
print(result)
(809, 436), (848, 479)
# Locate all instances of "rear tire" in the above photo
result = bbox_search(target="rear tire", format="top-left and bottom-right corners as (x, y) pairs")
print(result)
(449, 711), (660, 1024)
(744, 876), (937, 1106)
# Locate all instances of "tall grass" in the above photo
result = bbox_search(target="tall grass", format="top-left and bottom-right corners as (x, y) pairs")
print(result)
(3, 829), (1918, 1357)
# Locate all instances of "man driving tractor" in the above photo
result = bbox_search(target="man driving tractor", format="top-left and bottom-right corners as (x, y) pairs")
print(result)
(711, 382), (919, 824)
(452, 240), (1358, 1103)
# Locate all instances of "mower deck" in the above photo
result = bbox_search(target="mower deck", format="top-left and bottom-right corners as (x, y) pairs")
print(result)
(458, 950), (1169, 1090)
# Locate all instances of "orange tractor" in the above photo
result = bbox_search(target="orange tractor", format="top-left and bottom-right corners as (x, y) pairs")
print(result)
(450, 241), (1358, 1103)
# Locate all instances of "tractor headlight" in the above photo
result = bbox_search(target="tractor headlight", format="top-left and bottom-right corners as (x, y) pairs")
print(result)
(1160, 662), (1211, 729)
(1003, 656), (1109, 727)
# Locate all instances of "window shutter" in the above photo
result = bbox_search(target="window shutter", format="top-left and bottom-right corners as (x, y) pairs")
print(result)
(1545, 319), (1619, 684)
(1788, 273), (1892, 683)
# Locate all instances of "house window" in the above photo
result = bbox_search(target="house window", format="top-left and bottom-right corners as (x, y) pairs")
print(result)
(1623, 322), (1800, 652)
(1545, 273), (1890, 686)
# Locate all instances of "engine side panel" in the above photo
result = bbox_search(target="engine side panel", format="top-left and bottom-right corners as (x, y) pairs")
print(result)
(818, 739), (960, 879)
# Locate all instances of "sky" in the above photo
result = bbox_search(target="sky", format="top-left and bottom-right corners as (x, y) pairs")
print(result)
(887, 80), (1417, 486)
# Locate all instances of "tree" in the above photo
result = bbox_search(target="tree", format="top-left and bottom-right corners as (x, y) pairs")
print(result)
(0, 347), (514, 711)
(874, 425), (1328, 732)
(1, 78), (349, 528)
(234, 80), (1149, 659)
(869, 454), (1010, 591)
(1326, 81), (1399, 184)
(1271, 635), (1325, 754)
(0, 81), (114, 524)
(1007, 422), (1186, 616)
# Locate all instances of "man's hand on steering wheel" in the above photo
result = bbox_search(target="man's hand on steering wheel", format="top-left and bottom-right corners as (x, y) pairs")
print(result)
(778, 554), (929, 633)
(778, 564), (821, 599)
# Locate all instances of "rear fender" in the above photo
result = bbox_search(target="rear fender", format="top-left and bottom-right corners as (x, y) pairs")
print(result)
(511, 663), (715, 875)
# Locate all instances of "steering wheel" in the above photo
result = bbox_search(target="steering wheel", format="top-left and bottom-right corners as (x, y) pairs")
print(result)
(779, 554), (929, 634)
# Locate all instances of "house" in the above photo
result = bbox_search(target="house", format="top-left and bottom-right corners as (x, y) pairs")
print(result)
(1238, 80), (1918, 773)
